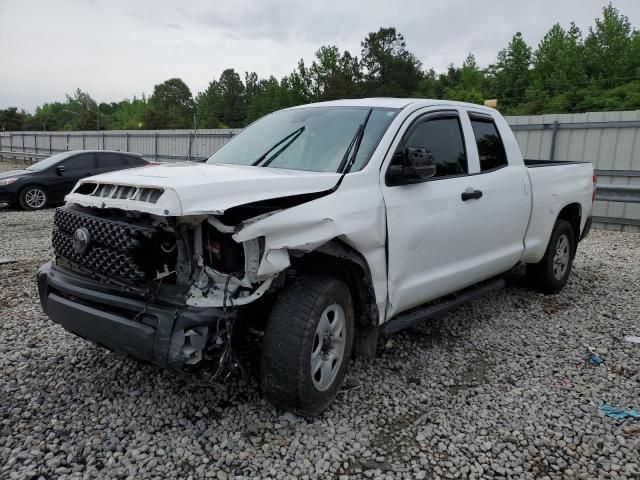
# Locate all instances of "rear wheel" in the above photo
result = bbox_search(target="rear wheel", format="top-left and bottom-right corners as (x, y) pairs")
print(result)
(527, 219), (575, 294)
(261, 275), (354, 416)
(19, 185), (49, 210)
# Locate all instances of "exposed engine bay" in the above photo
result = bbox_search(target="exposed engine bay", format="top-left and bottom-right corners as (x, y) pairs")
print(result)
(50, 204), (286, 379)
(52, 204), (274, 307)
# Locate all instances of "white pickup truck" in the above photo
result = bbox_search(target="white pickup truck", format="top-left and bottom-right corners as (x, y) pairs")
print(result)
(37, 98), (595, 415)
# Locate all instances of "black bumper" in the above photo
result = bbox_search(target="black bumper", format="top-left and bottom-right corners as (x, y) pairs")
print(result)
(36, 261), (231, 370)
(0, 189), (18, 204)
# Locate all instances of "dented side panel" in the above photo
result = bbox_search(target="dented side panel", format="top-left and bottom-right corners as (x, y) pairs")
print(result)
(232, 174), (389, 320)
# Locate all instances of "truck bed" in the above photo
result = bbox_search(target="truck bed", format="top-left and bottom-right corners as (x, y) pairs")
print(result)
(520, 159), (594, 264)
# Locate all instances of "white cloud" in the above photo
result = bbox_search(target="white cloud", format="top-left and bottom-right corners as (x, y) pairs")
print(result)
(1, 0), (639, 111)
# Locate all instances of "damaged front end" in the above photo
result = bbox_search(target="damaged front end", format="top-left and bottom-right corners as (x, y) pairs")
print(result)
(40, 203), (284, 379)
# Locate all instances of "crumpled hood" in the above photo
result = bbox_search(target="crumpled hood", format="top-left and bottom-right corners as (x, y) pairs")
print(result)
(65, 162), (342, 216)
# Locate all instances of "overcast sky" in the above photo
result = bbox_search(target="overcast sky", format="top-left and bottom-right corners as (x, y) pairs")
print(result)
(1, 0), (640, 111)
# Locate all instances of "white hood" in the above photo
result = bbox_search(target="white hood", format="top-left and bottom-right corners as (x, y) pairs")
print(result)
(65, 162), (342, 216)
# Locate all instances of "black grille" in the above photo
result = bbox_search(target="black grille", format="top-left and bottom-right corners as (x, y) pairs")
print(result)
(52, 207), (156, 282)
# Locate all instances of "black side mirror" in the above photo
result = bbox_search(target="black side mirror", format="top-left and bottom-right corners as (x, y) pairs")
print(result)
(56, 165), (66, 176)
(386, 147), (436, 185)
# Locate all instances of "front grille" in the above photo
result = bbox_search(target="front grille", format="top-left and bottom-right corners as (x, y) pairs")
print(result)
(53, 207), (156, 282)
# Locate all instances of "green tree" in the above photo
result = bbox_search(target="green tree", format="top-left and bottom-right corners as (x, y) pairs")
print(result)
(305, 46), (362, 101)
(109, 97), (148, 129)
(584, 4), (633, 84)
(196, 69), (246, 128)
(196, 80), (224, 128)
(144, 78), (194, 129)
(217, 69), (246, 127)
(439, 54), (485, 104)
(0, 107), (26, 131)
(245, 75), (291, 123)
(360, 27), (422, 96)
(490, 32), (532, 110)
(63, 88), (100, 130)
(525, 23), (586, 112)
(415, 69), (445, 99)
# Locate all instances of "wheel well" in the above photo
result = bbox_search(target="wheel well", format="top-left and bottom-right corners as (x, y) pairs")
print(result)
(557, 203), (581, 246)
(288, 240), (379, 358)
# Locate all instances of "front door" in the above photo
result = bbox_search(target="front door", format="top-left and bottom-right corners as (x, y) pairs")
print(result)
(49, 153), (96, 202)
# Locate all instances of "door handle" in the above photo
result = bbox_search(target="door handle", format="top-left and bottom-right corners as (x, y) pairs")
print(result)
(461, 189), (483, 201)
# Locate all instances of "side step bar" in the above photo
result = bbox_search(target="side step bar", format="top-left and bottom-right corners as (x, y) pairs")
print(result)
(380, 276), (506, 336)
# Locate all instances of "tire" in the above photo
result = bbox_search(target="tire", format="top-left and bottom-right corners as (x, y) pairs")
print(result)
(526, 219), (575, 294)
(19, 185), (49, 210)
(261, 274), (354, 416)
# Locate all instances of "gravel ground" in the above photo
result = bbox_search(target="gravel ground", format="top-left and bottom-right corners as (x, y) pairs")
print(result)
(1, 160), (640, 479)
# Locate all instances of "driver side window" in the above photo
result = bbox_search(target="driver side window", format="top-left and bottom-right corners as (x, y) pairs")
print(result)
(398, 116), (468, 178)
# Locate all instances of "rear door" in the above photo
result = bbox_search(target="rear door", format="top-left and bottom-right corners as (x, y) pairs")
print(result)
(95, 152), (133, 174)
(461, 110), (531, 275)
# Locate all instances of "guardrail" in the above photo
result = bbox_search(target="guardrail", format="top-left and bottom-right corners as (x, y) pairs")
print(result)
(595, 184), (640, 204)
(0, 150), (49, 160)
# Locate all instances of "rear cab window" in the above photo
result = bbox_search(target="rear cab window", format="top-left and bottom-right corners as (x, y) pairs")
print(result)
(469, 114), (508, 172)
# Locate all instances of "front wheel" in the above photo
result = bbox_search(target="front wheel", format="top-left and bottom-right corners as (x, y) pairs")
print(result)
(19, 185), (49, 210)
(261, 275), (354, 416)
(527, 219), (576, 294)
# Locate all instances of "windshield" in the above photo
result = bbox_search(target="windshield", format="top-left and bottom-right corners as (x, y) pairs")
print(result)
(26, 151), (74, 171)
(207, 106), (398, 173)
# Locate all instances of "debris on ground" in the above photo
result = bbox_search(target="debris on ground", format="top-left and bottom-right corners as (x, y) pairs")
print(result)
(588, 352), (605, 366)
(599, 404), (640, 420)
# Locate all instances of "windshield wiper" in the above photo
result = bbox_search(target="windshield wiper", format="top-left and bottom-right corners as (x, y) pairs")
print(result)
(337, 108), (372, 174)
(252, 126), (306, 167)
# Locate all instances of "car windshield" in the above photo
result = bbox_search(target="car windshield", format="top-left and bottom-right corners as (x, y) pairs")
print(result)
(206, 106), (399, 173)
(26, 152), (74, 171)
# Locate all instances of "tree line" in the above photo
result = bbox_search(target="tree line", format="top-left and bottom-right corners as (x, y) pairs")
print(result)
(2, 4), (639, 132)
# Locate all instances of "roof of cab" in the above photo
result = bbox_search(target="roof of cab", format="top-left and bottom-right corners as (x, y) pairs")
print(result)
(289, 97), (496, 113)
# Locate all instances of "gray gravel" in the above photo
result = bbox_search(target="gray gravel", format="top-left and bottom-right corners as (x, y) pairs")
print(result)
(1, 160), (640, 479)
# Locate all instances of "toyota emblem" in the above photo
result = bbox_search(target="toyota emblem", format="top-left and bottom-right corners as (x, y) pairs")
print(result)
(72, 227), (91, 255)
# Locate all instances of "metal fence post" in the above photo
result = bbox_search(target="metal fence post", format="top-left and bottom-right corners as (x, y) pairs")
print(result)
(102, 132), (105, 150)
(66, 133), (70, 151)
(126, 132), (130, 152)
(549, 120), (559, 161)
(154, 132), (159, 162)
(82, 133), (86, 150)
(21, 133), (25, 166)
(9, 132), (13, 153)
(34, 134), (38, 154)
(49, 134), (52, 154)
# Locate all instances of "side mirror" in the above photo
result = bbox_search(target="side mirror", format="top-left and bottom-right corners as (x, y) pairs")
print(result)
(56, 165), (66, 176)
(386, 147), (436, 185)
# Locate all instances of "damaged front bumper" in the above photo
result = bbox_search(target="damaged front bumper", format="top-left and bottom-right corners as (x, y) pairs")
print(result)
(37, 260), (236, 371)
